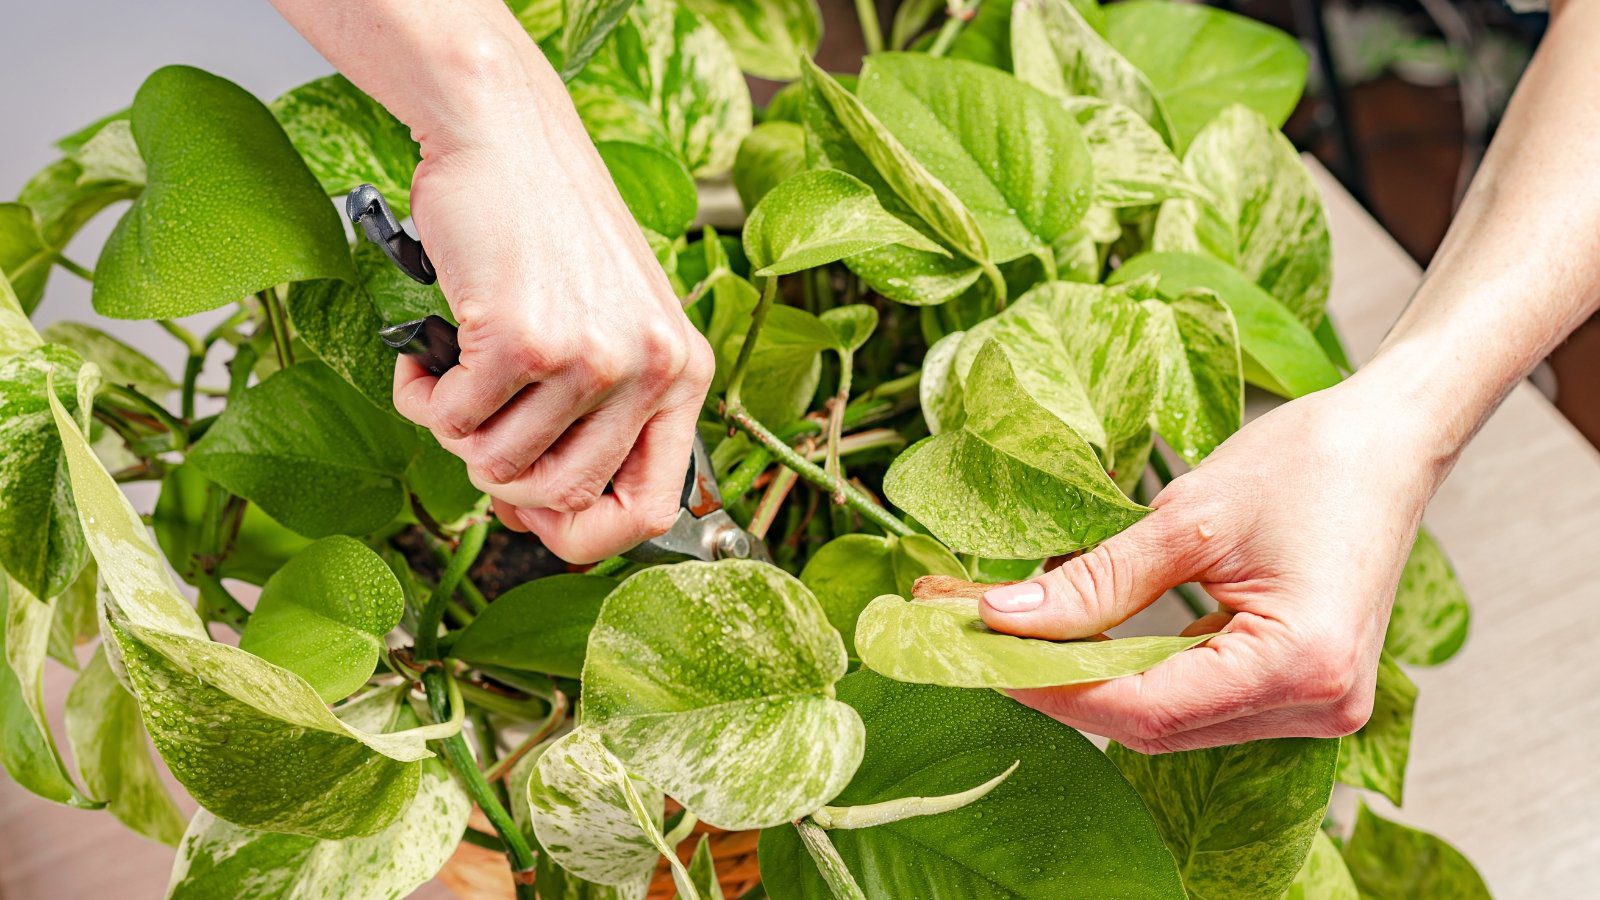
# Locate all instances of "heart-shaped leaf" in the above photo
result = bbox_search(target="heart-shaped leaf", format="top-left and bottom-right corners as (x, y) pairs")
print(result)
(187, 360), (419, 538)
(744, 170), (936, 277)
(758, 672), (1186, 899)
(65, 647), (187, 845)
(0, 343), (93, 599)
(167, 689), (472, 899)
(51, 390), (449, 839)
(819, 304), (879, 355)
(598, 140), (698, 238)
(1063, 96), (1204, 207)
(1103, 0), (1308, 152)
(582, 560), (864, 830)
(734, 121), (808, 213)
(40, 321), (175, 399)
(92, 65), (354, 319)
(1139, 288), (1243, 465)
(270, 74), (421, 218)
(527, 727), (666, 887)
(0, 205), (55, 314)
(570, 0), (751, 178)
(1286, 831), (1357, 900)
(1010, 0), (1173, 141)
(1342, 804), (1489, 899)
(1113, 251), (1340, 399)
(1335, 653), (1415, 806)
(858, 53), (1094, 263)
(681, 0), (821, 81)
(718, 295), (837, 426)
(151, 463), (311, 586)
(239, 536), (406, 704)
(799, 534), (965, 655)
(2, 575), (100, 808)
(1153, 104), (1331, 325)
(449, 573), (616, 678)
(1387, 527), (1470, 666)
(855, 595), (1207, 688)
(1107, 737), (1339, 900)
(884, 341), (1148, 558)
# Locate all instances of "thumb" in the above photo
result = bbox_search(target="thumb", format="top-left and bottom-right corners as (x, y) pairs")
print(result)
(980, 505), (1209, 639)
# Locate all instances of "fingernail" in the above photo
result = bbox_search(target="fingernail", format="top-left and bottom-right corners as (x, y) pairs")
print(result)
(984, 583), (1045, 613)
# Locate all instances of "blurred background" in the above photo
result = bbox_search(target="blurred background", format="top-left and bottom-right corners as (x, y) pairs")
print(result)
(0, 1), (1585, 897)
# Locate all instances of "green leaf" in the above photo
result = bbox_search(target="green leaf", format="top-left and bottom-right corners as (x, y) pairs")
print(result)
(1335, 653), (1415, 806)
(1285, 831), (1358, 900)
(1, 575), (99, 807)
(1011, 0), (1173, 141)
(1342, 804), (1490, 899)
(1153, 104), (1331, 326)
(450, 573), (616, 678)
(41, 321), (175, 398)
(508, 0), (565, 41)
(51, 388), (445, 839)
(744, 170), (936, 277)
(151, 463), (311, 586)
(0, 344), (92, 599)
(855, 595), (1207, 688)
(239, 536), (405, 704)
(562, 0), (640, 81)
(819, 304), (878, 354)
(1107, 737), (1339, 900)
(890, 0), (944, 53)
(528, 727), (666, 886)
(844, 241), (983, 307)
(65, 647), (187, 845)
(885, 341), (1148, 558)
(684, 834), (725, 899)
(680, 0), (821, 81)
(1112, 252), (1341, 399)
(571, 0), (752, 178)
(1387, 527), (1470, 666)
(46, 558), (97, 670)
(1139, 289), (1243, 465)
(799, 56), (990, 266)
(1103, 0), (1308, 152)
(597, 141), (698, 238)
(799, 534), (965, 655)
(0, 205), (60, 315)
(0, 270), (42, 359)
(720, 301), (836, 426)
(953, 281), (1160, 461)
(167, 690), (472, 899)
(1064, 96), (1204, 207)
(92, 66), (354, 319)
(270, 74), (420, 218)
(188, 361), (419, 538)
(857, 53), (1094, 262)
(734, 121), (808, 213)
(758, 672), (1186, 899)
(582, 560), (864, 830)
(919, 330), (965, 435)
(405, 427), (485, 525)
(943, 0), (1018, 70)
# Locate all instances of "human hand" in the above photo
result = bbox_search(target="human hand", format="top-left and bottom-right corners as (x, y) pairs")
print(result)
(978, 369), (1453, 752)
(392, 56), (713, 564)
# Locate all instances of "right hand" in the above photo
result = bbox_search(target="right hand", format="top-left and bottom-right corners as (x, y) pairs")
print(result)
(391, 55), (714, 564)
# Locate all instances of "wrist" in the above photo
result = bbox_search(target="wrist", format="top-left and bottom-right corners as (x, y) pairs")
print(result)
(1338, 338), (1489, 491)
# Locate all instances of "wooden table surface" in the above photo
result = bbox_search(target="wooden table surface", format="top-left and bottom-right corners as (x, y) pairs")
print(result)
(4, 162), (1597, 900)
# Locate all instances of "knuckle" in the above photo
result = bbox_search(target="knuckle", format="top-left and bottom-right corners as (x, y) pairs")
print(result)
(469, 444), (524, 485)
(1323, 694), (1375, 736)
(635, 502), (680, 539)
(552, 482), (603, 514)
(1125, 706), (1186, 743)
(1292, 647), (1359, 706)
(435, 409), (477, 440)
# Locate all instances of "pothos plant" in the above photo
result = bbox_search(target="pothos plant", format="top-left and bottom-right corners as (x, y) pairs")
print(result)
(0, 0), (1492, 897)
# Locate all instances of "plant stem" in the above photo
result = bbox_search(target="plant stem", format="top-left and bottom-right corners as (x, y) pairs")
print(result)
(825, 354), (854, 502)
(1174, 583), (1209, 618)
(103, 383), (187, 448)
(588, 556), (631, 577)
(158, 320), (205, 357)
(258, 289), (293, 370)
(725, 275), (780, 413)
(854, 0), (884, 53)
(54, 254), (93, 281)
(749, 466), (800, 540)
(1147, 448), (1176, 487)
(195, 572), (250, 633)
(726, 405), (912, 537)
(470, 710), (510, 807)
(422, 669), (538, 897)
(795, 819), (868, 900)
(459, 578), (491, 614)
(461, 827), (507, 853)
(804, 428), (905, 463)
(928, 0), (981, 57)
(484, 690), (568, 783)
(418, 521), (488, 660)
(457, 681), (550, 723)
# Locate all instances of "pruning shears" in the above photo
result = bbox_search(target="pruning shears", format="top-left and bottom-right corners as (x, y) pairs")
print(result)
(345, 184), (769, 565)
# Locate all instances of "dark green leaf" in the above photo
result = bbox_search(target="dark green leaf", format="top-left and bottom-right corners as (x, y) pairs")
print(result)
(799, 534), (964, 654)
(406, 427), (484, 525)
(1387, 527), (1470, 666)
(734, 121), (808, 213)
(1342, 804), (1490, 899)
(450, 573), (616, 678)
(188, 361), (419, 538)
(270, 74), (421, 218)
(0, 205), (55, 314)
(1335, 653), (1415, 806)
(597, 140), (698, 238)
(1107, 737), (1339, 899)
(93, 66), (354, 319)
(758, 672), (1186, 899)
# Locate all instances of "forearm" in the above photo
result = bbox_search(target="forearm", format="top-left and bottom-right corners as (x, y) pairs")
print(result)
(1361, 0), (1600, 470)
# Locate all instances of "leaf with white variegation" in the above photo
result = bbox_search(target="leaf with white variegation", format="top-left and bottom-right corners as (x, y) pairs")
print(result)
(1, 575), (100, 808)
(40, 321), (175, 398)
(561, 0), (639, 81)
(885, 341), (1148, 557)
(1335, 653), (1415, 806)
(527, 728), (665, 887)
(1139, 289), (1243, 465)
(1107, 737), (1339, 900)
(919, 330), (965, 435)
(855, 595), (1207, 689)
(799, 533), (965, 654)
(681, 0), (821, 81)
(65, 647), (187, 845)
(270, 74), (420, 218)
(745, 170), (938, 277)
(1387, 527), (1471, 666)
(0, 270), (41, 360)
(1063, 97), (1205, 207)
(582, 560), (864, 831)
(1010, 0), (1173, 141)
(1153, 104), (1331, 326)
(50, 389), (452, 840)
